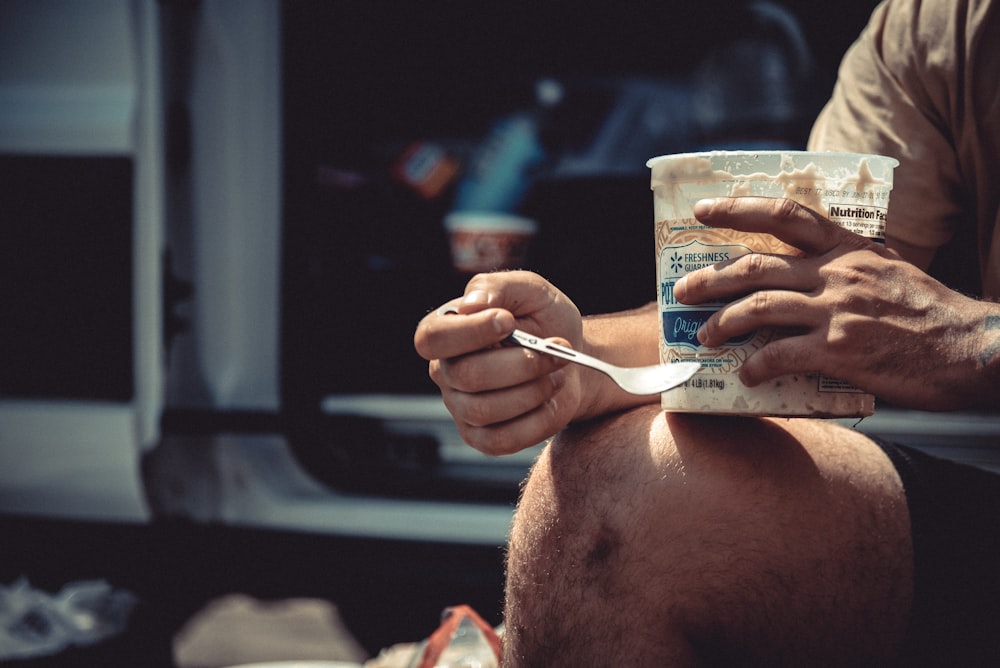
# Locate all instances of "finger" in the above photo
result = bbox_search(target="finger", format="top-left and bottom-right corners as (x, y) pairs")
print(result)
(452, 381), (575, 456)
(675, 253), (818, 305)
(697, 290), (820, 348)
(415, 305), (516, 361)
(431, 345), (567, 394)
(459, 409), (560, 456)
(693, 197), (867, 256)
(738, 333), (828, 387)
(431, 277), (514, 319)
(444, 369), (567, 429)
(460, 270), (568, 318)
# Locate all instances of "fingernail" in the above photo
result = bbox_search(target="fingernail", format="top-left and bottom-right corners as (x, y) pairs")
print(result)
(463, 290), (489, 306)
(492, 310), (513, 334)
(673, 275), (687, 298)
(693, 198), (715, 217)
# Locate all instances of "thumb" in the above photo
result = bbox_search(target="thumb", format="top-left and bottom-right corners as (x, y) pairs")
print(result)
(458, 271), (565, 319)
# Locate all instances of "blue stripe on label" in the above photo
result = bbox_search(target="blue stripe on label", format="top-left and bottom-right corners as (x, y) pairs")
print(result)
(662, 311), (754, 349)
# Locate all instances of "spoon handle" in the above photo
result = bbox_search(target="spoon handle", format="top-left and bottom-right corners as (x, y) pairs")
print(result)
(506, 329), (614, 375)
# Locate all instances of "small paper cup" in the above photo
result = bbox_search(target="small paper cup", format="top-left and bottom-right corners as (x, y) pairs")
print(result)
(444, 211), (537, 273)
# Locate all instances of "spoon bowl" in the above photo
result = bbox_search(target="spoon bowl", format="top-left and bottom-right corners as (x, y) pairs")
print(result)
(507, 329), (700, 395)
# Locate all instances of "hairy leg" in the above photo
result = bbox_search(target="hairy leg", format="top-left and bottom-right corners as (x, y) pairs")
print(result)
(502, 408), (913, 667)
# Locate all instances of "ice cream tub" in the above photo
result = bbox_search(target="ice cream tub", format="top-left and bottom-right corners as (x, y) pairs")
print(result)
(648, 150), (898, 416)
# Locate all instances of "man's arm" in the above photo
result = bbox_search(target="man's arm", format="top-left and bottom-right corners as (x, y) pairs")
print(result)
(576, 303), (662, 421)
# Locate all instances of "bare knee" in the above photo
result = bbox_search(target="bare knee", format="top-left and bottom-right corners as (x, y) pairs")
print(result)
(503, 409), (913, 666)
(503, 407), (708, 665)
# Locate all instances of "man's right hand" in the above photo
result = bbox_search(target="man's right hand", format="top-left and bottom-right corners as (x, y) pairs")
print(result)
(414, 271), (586, 455)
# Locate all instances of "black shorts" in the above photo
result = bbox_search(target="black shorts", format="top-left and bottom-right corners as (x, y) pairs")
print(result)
(877, 440), (1000, 666)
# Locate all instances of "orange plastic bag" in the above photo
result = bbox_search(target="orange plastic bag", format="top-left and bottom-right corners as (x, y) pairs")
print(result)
(416, 605), (502, 668)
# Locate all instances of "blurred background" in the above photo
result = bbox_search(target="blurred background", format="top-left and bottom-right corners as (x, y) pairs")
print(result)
(8, 1), (996, 666)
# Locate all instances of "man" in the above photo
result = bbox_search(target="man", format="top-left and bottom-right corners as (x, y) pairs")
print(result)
(414, 0), (1000, 664)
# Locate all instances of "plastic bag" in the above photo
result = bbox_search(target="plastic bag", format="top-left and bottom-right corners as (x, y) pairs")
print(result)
(0, 577), (137, 660)
(414, 605), (501, 668)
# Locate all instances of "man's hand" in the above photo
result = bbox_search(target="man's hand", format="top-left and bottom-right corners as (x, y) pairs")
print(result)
(674, 196), (999, 411)
(414, 271), (586, 455)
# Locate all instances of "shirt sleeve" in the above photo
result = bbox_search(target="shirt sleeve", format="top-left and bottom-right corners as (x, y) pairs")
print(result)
(807, 0), (968, 252)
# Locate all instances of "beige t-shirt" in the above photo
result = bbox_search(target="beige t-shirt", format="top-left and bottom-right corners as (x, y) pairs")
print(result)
(808, 0), (1000, 298)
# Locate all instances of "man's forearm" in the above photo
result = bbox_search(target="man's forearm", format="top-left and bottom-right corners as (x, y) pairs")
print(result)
(583, 302), (661, 365)
(575, 303), (662, 421)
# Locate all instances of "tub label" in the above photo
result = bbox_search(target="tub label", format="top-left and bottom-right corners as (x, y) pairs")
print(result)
(828, 204), (888, 242)
(659, 240), (754, 349)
